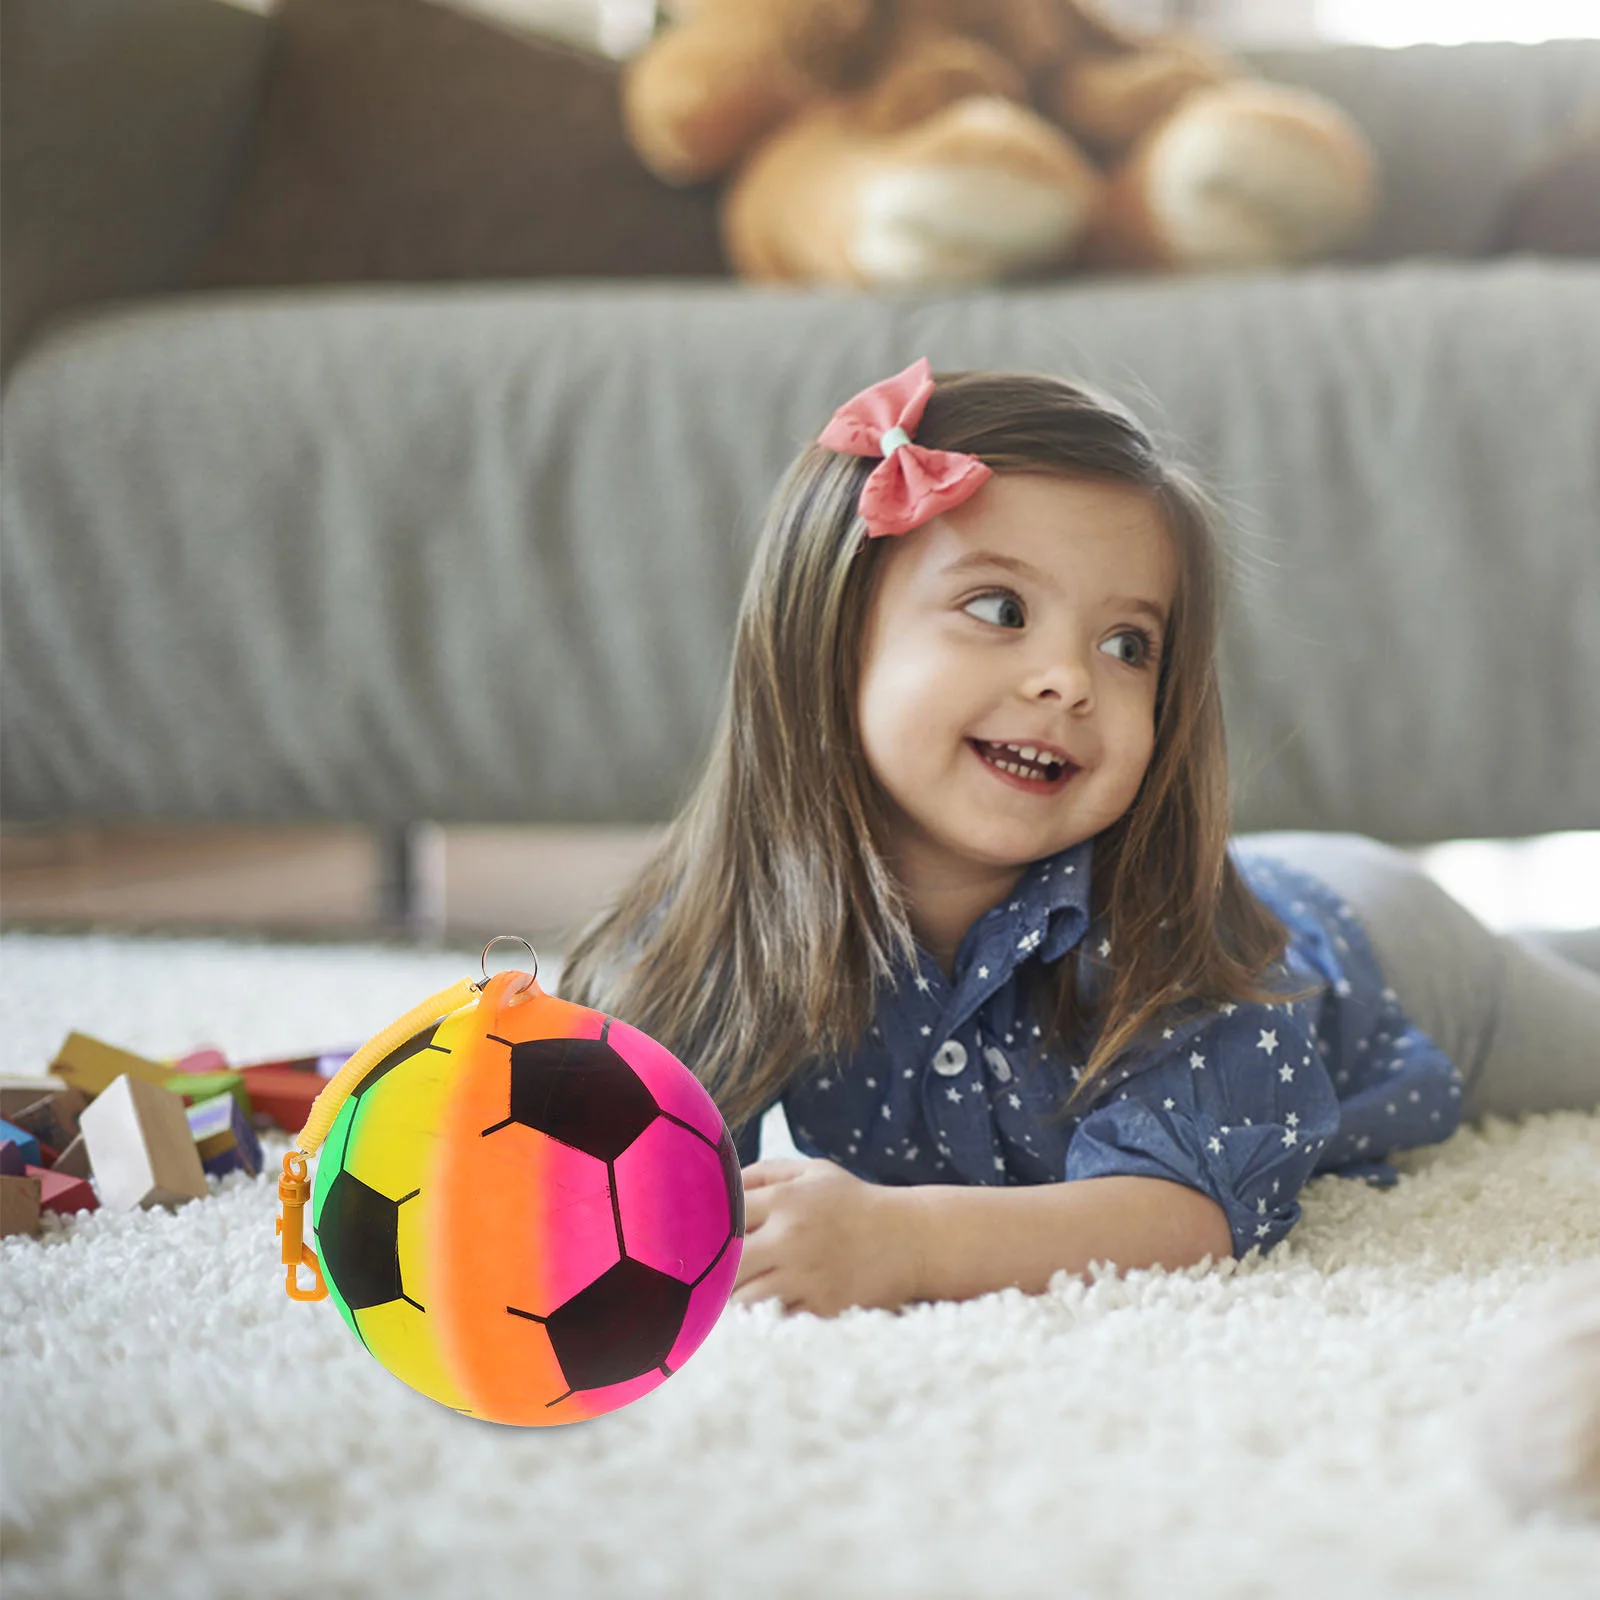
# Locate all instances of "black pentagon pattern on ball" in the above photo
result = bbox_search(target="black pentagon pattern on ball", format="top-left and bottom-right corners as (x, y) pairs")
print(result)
(487, 1015), (747, 1404)
(501, 1029), (659, 1161)
(512, 1258), (692, 1390)
(315, 1020), (445, 1318)
(317, 1171), (404, 1310)
(716, 1122), (744, 1238)
(351, 1020), (447, 1101)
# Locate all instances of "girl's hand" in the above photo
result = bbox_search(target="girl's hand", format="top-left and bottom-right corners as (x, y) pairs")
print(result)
(730, 1158), (925, 1318)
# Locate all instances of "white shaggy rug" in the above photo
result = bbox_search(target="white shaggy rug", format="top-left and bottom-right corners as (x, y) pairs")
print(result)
(3, 930), (1599, 1599)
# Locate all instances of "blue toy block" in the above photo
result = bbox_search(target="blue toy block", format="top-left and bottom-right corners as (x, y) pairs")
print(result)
(0, 1120), (41, 1168)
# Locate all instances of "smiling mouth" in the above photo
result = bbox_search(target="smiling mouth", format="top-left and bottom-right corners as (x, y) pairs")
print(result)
(968, 739), (1078, 791)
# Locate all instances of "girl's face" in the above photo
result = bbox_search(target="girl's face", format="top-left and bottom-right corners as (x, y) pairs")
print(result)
(856, 470), (1177, 918)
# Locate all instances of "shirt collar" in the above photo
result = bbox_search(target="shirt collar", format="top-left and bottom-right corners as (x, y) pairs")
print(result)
(932, 834), (1097, 1025)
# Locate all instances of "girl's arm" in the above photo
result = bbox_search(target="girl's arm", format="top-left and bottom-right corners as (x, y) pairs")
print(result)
(903, 1175), (1234, 1303)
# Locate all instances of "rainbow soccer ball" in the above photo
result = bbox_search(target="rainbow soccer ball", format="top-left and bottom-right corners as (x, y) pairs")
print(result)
(309, 970), (744, 1425)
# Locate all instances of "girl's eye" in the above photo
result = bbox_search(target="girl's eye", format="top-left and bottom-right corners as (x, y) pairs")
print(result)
(962, 591), (1026, 629)
(1101, 627), (1157, 668)
(964, 591), (1159, 669)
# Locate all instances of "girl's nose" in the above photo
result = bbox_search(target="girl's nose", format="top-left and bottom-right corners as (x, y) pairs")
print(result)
(1024, 651), (1094, 710)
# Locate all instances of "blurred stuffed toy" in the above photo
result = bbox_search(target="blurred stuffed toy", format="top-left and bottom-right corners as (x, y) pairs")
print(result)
(621, 0), (1377, 287)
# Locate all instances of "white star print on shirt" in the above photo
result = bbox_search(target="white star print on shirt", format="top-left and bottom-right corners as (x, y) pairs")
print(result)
(751, 835), (1461, 1259)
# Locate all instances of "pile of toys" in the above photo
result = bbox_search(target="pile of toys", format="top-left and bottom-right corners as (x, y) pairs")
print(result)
(0, 1032), (355, 1238)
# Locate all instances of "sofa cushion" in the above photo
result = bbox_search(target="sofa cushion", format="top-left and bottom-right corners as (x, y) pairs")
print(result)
(188, 0), (727, 286)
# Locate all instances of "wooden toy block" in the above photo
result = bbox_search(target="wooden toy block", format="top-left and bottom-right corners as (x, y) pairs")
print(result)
(0, 1139), (26, 1176)
(50, 1032), (170, 1099)
(167, 1047), (229, 1075)
(78, 1074), (209, 1211)
(24, 1164), (97, 1216)
(162, 1070), (250, 1117)
(7, 1086), (88, 1151)
(0, 1119), (41, 1168)
(187, 1093), (263, 1179)
(50, 1133), (93, 1179)
(1, 1174), (42, 1238)
(239, 1066), (324, 1132)
(0, 1076), (69, 1117)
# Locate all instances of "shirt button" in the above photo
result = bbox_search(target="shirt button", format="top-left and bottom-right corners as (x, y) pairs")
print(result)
(984, 1046), (1013, 1083)
(932, 1039), (968, 1076)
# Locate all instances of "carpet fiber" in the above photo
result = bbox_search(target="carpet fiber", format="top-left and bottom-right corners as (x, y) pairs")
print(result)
(3, 931), (1598, 1598)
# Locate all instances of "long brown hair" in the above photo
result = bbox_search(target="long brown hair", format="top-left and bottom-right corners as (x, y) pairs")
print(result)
(557, 370), (1313, 1149)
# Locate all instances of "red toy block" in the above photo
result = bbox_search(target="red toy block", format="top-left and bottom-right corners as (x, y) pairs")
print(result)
(238, 1047), (356, 1077)
(168, 1047), (230, 1075)
(24, 1164), (97, 1216)
(239, 1066), (324, 1133)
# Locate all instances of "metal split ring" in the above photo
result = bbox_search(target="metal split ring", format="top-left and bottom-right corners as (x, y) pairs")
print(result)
(480, 933), (539, 987)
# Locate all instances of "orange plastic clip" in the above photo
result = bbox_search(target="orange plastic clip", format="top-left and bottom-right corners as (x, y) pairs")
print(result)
(277, 1150), (328, 1301)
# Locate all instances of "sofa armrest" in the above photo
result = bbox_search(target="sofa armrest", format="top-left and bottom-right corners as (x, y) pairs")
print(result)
(0, 0), (275, 383)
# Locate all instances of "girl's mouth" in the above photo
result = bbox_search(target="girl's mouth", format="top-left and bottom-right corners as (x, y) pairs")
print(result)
(968, 739), (1078, 794)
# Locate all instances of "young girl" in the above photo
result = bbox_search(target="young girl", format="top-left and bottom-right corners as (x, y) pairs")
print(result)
(557, 359), (1600, 1319)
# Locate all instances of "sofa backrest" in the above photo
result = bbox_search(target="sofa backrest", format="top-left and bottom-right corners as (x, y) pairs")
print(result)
(3, 6), (1597, 384)
(0, 0), (274, 382)
(1248, 39), (1600, 262)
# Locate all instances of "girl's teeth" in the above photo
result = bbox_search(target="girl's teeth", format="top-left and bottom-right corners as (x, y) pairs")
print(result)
(980, 743), (1057, 781)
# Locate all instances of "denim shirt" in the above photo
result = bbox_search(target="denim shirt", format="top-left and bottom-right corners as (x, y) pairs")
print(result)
(734, 835), (1464, 1259)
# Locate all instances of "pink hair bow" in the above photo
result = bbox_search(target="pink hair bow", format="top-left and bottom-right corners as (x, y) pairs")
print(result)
(817, 357), (992, 538)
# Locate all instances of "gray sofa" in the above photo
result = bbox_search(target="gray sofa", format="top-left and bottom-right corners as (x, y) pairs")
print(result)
(4, 1), (1599, 858)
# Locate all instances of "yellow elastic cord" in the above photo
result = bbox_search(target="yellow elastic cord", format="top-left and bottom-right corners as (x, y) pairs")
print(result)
(293, 977), (482, 1158)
